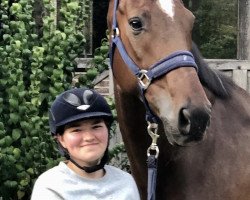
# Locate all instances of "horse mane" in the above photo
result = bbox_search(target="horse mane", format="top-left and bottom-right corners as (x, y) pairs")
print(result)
(191, 42), (236, 99)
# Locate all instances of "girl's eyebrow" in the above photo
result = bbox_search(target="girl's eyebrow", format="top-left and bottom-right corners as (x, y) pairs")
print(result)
(65, 122), (81, 129)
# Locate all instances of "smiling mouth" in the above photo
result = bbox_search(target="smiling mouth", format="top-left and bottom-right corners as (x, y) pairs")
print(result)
(83, 143), (99, 146)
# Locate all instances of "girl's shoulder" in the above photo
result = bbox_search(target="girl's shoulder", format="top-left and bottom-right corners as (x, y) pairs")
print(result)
(104, 165), (134, 180)
(34, 161), (71, 185)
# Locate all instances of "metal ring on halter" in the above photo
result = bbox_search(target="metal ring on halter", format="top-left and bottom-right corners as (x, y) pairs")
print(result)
(147, 122), (158, 132)
(112, 27), (120, 38)
(147, 145), (159, 158)
(138, 70), (152, 90)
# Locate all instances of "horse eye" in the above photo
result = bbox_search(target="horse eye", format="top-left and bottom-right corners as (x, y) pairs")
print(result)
(129, 18), (143, 31)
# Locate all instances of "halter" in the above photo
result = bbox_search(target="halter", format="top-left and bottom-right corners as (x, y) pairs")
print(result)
(110, 0), (198, 123)
(109, 0), (198, 199)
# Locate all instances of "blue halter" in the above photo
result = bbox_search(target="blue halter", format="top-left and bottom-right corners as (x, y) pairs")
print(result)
(109, 0), (198, 123)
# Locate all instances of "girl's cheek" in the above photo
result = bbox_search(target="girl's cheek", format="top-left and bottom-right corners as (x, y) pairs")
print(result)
(99, 131), (109, 144)
(66, 135), (82, 146)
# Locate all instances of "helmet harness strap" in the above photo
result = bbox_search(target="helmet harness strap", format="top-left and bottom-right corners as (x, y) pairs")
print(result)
(69, 148), (109, 173)
(57, 138), (109, 173)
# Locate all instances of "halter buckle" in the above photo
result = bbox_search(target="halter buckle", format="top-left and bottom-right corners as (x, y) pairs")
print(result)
(138, 70), (151, 90)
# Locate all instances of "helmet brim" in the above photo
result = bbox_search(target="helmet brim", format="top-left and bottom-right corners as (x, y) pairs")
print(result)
(55, 112), (113, 129)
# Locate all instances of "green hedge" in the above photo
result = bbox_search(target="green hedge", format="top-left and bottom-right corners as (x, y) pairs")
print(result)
(0, 0), (88, 199)
(191, 0), (237, 58)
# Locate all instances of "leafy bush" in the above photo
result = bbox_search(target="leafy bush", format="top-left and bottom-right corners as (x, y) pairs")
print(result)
(76, 36), (110, 87)
(192, 0), (237, 58)
(0, 0), (87, 199)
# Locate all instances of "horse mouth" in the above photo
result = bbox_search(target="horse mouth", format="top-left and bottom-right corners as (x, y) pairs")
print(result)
(164, 127), (208, 146)
(161, 110), (210, 146)
(173, 131), (207, 146)
(163, 128), (207, 146)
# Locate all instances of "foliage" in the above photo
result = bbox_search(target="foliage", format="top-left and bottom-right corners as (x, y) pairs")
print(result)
(0, 0), (87, 199)
(190, 0), (238, 58)
(105, 95), (129, 171)
(76, 36), (110, 88)
(109, 143), (131, 172)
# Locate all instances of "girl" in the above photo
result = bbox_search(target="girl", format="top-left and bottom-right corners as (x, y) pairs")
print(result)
(31, 87), (140, 200)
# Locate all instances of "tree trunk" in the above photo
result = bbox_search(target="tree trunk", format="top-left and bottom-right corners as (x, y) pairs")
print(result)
(238, 0), (250, 60)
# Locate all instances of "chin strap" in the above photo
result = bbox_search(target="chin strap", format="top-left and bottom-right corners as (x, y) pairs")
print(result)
(57, 141), (109, 173)
(69, 149), (109, 173)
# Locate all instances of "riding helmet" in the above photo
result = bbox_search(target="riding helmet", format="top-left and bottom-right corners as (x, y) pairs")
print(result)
(49, 87), (113, 135)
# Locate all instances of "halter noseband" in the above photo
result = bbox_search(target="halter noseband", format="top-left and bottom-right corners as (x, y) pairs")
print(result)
(109, 0), (198, 123)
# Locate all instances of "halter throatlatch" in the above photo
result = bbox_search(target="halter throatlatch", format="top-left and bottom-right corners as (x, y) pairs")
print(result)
(109, 0), (198, 199)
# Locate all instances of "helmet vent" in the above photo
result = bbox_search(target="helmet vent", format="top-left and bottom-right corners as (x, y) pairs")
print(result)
(83, 90), (94, 104)
(63, 93), (81, 106)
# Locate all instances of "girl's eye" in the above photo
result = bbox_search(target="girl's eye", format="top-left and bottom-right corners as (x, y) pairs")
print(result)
(71, 128), (81, 133)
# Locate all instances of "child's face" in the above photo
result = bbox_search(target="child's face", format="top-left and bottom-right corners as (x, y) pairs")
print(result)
(57, 118), (109, 167)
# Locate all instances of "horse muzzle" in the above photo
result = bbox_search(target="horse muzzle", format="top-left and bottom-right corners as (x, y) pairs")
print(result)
(161, 105), (212, 146)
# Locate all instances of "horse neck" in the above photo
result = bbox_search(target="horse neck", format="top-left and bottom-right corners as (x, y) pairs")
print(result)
(208, 85), (250, 127)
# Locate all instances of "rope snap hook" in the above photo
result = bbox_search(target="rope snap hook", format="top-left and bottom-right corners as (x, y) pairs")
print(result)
(147, 122), (160, 158)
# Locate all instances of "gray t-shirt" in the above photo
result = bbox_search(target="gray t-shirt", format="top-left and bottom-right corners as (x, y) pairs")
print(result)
(31, 161), (140, 200)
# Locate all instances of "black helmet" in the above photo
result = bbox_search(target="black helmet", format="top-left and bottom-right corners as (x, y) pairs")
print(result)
(49, 87), (113, 135)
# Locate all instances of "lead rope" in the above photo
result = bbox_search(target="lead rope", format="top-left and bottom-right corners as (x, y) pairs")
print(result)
(147, 122), (160, 200)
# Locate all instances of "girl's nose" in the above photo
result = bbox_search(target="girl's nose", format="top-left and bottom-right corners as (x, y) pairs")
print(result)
(83, 131), (95, 142)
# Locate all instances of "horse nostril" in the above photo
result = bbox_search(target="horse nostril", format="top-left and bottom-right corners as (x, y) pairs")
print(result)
(178, 107), (211, 139)
(179, 108), (191, 135)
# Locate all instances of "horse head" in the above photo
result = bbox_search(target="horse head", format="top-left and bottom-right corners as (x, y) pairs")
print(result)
(107, 0), (212, 146)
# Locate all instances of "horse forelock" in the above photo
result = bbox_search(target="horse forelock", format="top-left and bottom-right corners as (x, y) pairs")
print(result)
(191, 42), (234, 99)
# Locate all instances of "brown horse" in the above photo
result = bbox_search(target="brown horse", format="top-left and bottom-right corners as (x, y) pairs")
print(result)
(107, 0), (250, 199)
